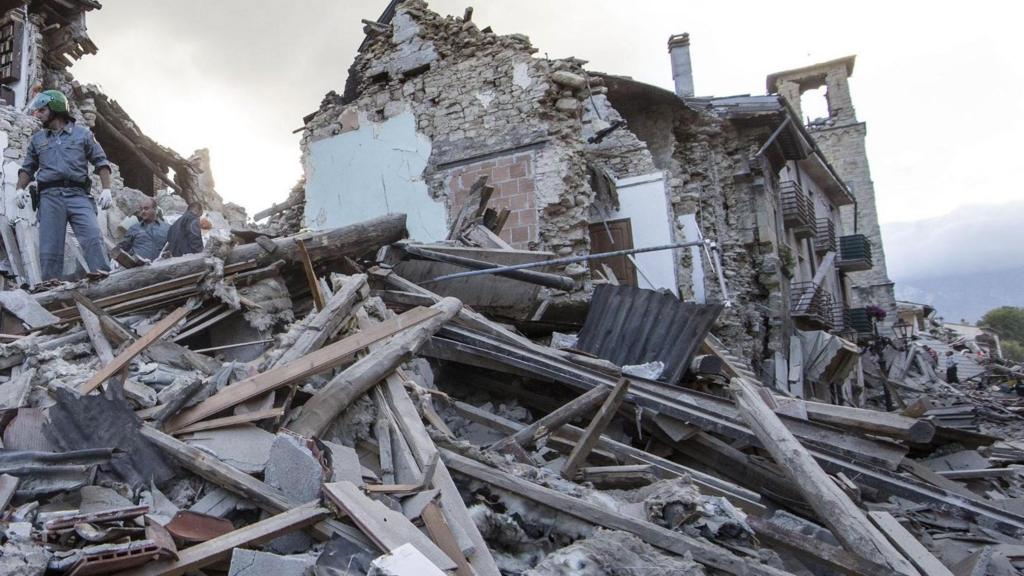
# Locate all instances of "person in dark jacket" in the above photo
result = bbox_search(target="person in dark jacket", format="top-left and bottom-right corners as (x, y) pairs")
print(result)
(166, 202), (204, 257)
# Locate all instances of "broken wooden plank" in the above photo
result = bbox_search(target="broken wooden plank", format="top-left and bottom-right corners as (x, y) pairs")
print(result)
(493, 385), (611, 451)
(561, 378), (629, 480)
(297, 238), (325, 311)
(577, 465), (656, 488)
(169, 408), (285, 435)
(868, 511), (951, 576)
(76, 303), (114, 364)
(442, 449), (791, 576)
(936, 468), (1018, 480)
(290, 298), (461, 438)
(79, 306), (190, 394)
(115, 505), (329, 576)
(166, 306), (440, 432)
(323, 481), (456, 570)
(421, 501), (473, 576)
(730, 377), (918, 574)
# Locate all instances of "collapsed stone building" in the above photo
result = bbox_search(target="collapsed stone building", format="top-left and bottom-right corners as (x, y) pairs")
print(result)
(0, 0), (245, 284)
(288, 0), (895, 401)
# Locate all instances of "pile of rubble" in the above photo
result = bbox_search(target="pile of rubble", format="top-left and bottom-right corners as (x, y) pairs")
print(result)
(0, 209), (1018, 576)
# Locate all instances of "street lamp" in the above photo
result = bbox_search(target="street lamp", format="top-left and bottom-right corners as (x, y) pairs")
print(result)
(893, 319), (911, 349)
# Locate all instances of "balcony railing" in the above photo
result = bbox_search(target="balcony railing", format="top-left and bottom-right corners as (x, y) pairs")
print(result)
(791, 281), (834, 331)
(844, 307), (876, 338)
(814, 218), (836, 254)
(779, 181), (814, 239)
(837, 234), (873, 272)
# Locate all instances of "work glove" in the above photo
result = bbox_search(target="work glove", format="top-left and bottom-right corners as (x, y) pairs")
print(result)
(97, 188), (112, 210)
(15, 188), (30, 209)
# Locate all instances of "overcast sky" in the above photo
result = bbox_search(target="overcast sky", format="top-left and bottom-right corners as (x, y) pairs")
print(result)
(71, 1), (1023, 225)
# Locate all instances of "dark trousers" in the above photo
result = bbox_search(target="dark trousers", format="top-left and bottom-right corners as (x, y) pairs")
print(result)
(38, 190), (110, 280)
(946, 365), (959, 384)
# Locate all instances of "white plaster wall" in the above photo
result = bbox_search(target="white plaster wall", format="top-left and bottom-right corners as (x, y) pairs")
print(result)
(606, 172), (677, 295)
(303, 110), (446, 242)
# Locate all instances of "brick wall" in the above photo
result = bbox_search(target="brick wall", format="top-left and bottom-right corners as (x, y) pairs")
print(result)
(448, 152), (537, 248)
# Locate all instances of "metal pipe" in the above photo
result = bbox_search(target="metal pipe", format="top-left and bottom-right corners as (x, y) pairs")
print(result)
(423, 241), (708, 284)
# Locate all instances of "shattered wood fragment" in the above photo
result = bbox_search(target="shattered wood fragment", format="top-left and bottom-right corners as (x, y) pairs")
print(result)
(577, 465), (657, 489)
(289, 297), (462, 438)
(730, 377), (918, 574)
(561, 377), (630, 480)
(323, 481), (456, 571)
(79, 306), (189, 394)
(296, 238), (325, 310)
(115, 505), (329, 576)
(166, 305), (441, 432)
(442, 449), (791, 576)
(421, 502), (474, 576)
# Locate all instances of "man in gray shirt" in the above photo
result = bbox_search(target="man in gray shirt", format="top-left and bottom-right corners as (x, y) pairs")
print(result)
(119, 198), (169, 261)
(15, 90), (113, 281)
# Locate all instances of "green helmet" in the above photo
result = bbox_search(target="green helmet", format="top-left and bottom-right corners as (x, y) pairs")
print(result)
(29, 90), (69, 114)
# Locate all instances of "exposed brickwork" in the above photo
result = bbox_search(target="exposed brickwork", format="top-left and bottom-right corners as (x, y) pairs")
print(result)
(447, 152), (537, 248)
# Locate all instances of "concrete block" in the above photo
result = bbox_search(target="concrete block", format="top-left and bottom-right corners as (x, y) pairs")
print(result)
(368, 543), (446, 576)
(182, 424), (276, 475)
(263, 434), (321, 554)
(228, 549), (316, 576)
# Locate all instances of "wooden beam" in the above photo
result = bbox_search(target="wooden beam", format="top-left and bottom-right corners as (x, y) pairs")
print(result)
(868, 511), (951, 576)
(169, 408), (285, 435)
(115, 505), (329, 576)
(492, 385), (611, 450)
(289, 298), (462, 438)
(802, 399), (935, 444)
(561, 378), (629, 480)
(730, 377), (918, 574)
(442, 449), (791, 576)
(297, 238), (325, 311)
(165, 305), (440, 432)
(421, 502), (474, 576)
(79, 306), (189, 394)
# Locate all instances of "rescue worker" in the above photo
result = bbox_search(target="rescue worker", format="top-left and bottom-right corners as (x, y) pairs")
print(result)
(944, 350), (960, 384)
(119, 197), (169, 261)
(165, 201), (204, 257)
(15, 89), (112, 281)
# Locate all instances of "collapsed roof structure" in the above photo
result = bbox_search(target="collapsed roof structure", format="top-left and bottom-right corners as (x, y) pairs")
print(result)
(0, 1), (1020, 575)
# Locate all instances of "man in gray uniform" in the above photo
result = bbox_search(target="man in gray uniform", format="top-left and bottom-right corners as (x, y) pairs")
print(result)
(15, 90), (112, 281)
(119, 197), (169, 261)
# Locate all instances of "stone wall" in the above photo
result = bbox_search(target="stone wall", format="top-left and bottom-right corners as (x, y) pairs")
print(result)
(302, 0), (595, 263)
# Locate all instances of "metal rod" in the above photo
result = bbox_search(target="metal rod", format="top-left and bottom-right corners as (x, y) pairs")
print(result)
(193, 339), (275, 354)
(423, 241), (707, 284)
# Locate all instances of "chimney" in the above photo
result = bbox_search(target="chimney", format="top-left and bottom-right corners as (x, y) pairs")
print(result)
(668, 33), (694, 98)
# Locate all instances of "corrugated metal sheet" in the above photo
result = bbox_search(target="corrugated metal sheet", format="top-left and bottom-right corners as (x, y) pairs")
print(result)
(576, 285), (723, 385)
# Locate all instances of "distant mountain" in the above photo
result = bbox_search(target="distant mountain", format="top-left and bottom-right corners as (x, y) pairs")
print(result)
(882, 201), (1024, 322)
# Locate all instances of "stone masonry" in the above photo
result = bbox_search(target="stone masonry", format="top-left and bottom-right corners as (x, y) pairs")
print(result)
(768, 57), (897, 316)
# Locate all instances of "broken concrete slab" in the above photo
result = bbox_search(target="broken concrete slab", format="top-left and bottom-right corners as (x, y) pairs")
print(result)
(228, 549), (316, 576)
(181, 424), (276, 475)
(262, 433), (322, 555)
(189, 487), (243, 518)
(79, 485), (134, 515)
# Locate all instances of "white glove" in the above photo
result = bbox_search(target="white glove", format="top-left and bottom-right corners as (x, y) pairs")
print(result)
(15, 188), (30, 209)
(98, 188), (112, 210)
